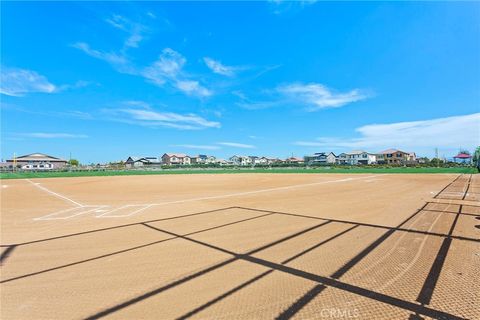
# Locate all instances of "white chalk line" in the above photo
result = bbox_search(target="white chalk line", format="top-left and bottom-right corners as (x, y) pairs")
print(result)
(34, 206), (109, 221)
(26, 179), (83, 207)
(98, 204), (154, 218)
(96, 175), (384, 219)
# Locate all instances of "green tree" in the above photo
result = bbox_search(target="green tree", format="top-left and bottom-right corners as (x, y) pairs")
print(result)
(68, 159), (79, 166)
(473, 147), (480, 162)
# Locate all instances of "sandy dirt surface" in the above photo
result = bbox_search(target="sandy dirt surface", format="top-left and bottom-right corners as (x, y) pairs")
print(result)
(1, 173), (478, 319)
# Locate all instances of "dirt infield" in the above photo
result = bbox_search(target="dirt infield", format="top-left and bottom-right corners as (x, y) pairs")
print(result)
(1, 173), (479, 319)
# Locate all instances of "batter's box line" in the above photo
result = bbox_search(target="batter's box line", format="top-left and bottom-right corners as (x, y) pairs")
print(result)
(95, 204), (154, 218)
(34, 205), (110, 221)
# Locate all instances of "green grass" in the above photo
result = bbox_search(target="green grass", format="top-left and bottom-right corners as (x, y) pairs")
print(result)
(0, 166), (476, 180)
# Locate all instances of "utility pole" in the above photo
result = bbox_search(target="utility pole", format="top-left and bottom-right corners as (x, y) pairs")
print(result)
(435, 148), (439, 168)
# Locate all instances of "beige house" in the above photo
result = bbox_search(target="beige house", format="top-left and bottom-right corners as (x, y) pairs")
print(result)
(377, 149), (416, 164)
(161, 153), (191, 165)
(285, 157), (304, 164)
(7, 153), (67, 170)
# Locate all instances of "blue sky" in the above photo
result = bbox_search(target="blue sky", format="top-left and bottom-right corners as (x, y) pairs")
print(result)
(1, 1), (479, 163)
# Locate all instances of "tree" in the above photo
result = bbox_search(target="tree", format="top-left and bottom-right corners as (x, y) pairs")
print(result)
(430, 158), (444, 166)
(68, 159), (79, 166)
(473, 147), (480, 162)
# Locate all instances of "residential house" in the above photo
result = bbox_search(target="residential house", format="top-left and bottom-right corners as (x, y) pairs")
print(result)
(257, 157), (282, 165)
(336, 153), (348, 165)
(377, 149), (415, 164)
(345, 151), (377, 165)
(191, 155), (217, 165)
(453, 152), (472, 164)
(161, 153), (191, 165)
(305, 152), (337, 165)
(7, 153), (67, 170)
(249, 156), (261, 165)
(229, 155), (252, 166)
(215, 159), (233, 166)
(125, 156), (160, 168)
(285, 157), (304, 164)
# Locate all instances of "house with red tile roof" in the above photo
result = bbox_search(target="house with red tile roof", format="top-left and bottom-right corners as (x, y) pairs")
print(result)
(453, 152), (472, 164)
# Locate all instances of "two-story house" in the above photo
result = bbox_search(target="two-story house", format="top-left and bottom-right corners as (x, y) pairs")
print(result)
(377, 149), (414, 164)
(345, 151), (377, 165)
(161, 153), (191, 165)
(304, 152), (336, 165)
(229, 155), (252, 166)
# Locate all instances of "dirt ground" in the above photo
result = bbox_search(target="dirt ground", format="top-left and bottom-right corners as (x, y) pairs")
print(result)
(0, 173), (479, 319)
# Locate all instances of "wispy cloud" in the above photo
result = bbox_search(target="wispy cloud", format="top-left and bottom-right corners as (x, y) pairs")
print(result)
(2, 103), (93, 120)
(217, 142), (256, 149)
(1, 67), (56, 96)
(232, 90), (281, 110)
(268, 0), (318, 15)
(105, 14), (147, 49)
(203, 57), (242, 77)
(173, 144), (221, 150)
(75, 37), (211, 97)
(143, 48), (212, 97)
(294, 113), (480, 154)
(277, 83), (369, 111)
(19, 132), (88, 139)
(72, 42), (130, 71)
(58, 80), (95, 92)
(73, 14), (212, 98)
(105, 101), (220, 130)
(72, 14), (146, 73)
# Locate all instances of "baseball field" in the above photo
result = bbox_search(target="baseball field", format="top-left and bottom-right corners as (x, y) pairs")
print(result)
(1, 173), (479, 319)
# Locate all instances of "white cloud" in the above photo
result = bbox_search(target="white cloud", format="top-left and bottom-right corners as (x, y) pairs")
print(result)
(232, 90), (282, 110)
(217, 142), (256, 149)
(268, 0), (318, 15)
(277, 83), (369, 111)
(294, 113), (480, 155)
(142, 48), (212, 97)
(75, 14), (211, 98)
(143, 48), (185, 81)
(175, 80), (212, 97)
(173, 144), (221, 150)
(203, 57), (238, 77)
(58, 80), (95, 92)
(1, 67), (56, 96)
(20, 133), (88, 139)
(105, 102), (221, 130)
(73, 15), (146, 73)
(72, 42), (129, 68)
(105, 14), (146, 49)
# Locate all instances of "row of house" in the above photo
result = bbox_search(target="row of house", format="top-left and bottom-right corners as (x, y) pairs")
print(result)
(125, 154), (224, 168)
(125, 153), (308, 167)
(305, 149), (417, 165)
(125, 149), (417, 167)
(2, 149), (468, 171)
